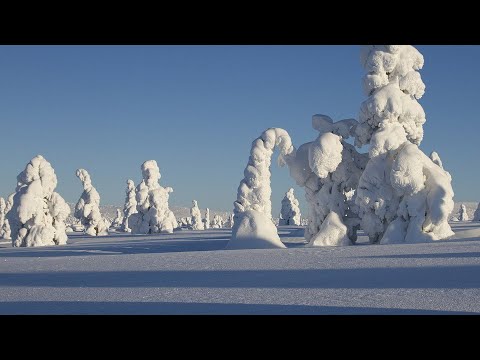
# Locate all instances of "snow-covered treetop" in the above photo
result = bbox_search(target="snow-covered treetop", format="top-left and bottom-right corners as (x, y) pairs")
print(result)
(76, 168), (92, 190)
(356, 45), (427, 152)
(141, 160), (161, 189)
(17, 155), (58, 198)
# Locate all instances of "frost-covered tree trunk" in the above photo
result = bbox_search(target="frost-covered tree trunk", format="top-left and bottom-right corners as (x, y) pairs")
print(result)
(459, 204), (469, 222)
(121, 179), (137, 232)
(190, 200), (204, 230)
(226, 128), (294, 249)
(128, 160), (177, 234)
(111, 209), (123, 228)
(6, 155), (70, 247)
(279, 188), (301, 226)
(204, 208), (210, 229)
(74, 169), (108, 236)
(354, 45), (454, 244)
(283, 115), (367, 246)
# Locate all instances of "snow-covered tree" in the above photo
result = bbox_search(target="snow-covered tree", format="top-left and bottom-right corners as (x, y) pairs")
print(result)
(226, 128), (294, 249)
(211, 214), (224, 228)
(121, 179), (137, 232)
(190, 200), (204, 230)
(74, 168), (108, 236)
(203, 208), (210, 229)
(224, 214), (234, 229)
(279, 188), (301, 226)
(6, 155), (70, 247)
(282, 115), (367, 246)
(1, 194), (14, 239)
(128, 160), (177, 234)
(473, 203), (480, 221)
(0, 198), (6, 239)
(354, 45), (454, 244)
(459, 204), (469, 222)
(111, 209), (123, 228)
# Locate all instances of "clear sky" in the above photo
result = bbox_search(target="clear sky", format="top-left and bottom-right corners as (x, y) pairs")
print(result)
(0, 45), (478, 214)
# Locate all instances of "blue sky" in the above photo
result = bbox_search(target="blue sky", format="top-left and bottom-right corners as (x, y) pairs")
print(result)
(0, 45), (478, 214)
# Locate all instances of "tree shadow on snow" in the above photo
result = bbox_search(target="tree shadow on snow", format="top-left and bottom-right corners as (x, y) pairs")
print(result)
(362, 252), (480, 260)
(0, 301), (471, 315)
(1, 266), (480, 289)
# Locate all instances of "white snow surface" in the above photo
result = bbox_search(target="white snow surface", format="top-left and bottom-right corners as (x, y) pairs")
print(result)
(1, 222), (480, 314)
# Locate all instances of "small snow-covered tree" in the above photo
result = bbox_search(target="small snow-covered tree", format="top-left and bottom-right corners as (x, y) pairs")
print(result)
(111, 209), (123, 228)
(6, 155), (70, 247)
(226, 128), (294, 249)
(355, 45), (454, 244)
(121, 179), (137, 232)
(1, 193), (14, 239)
(128, 160), (177, 234)
(74, 168), (108, 236)
(0, 198), (6, 239)
(459, 204), (469, 222)
(211, 214), (224, 228)
(473, 203), (480, 221)
(203, 208), (210, 229)
(279, 188), (301, 226)
(190, 200), (204, 230)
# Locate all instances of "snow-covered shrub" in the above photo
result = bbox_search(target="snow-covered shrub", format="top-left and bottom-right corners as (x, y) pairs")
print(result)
(224, 214), (234, 229)
(190, 200), (204, 230)
(128, 160), (177, 234)
(204, 208), (210, 229)
(74, 168), (108, 236)
(279, 188), (301, 225)
(459, 204), (469, 222)
(121, 179), (137, 232)
(6, 155), (70, 247)
(227, 128), (294, 249)
(211, 214), (224, 228)
(355, 45), (454, 244)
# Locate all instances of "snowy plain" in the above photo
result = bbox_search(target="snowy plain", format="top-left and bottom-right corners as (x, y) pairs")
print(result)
(1, 222), (480, 314)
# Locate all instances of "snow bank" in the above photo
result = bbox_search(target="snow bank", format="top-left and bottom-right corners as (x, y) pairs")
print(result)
(355, 45), (454, 244)
(6, 155), (70, 247)
(228, 128), (294, 249)
(128, 160), (177, 234)
(121, 179), (137, 232)
(74, 169), (108, 236)
(279, 188), (301, 225)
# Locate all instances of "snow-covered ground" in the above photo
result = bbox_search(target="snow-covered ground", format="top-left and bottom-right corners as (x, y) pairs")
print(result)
(1, 222), (480, 314)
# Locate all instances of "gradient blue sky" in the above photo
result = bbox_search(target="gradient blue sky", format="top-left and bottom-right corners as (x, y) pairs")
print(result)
(0, 45), (477, 214)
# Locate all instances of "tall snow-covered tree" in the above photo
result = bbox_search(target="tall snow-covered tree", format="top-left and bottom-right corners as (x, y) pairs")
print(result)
(128, 160), (177, 234)
(6, 155), (70, 247)
(354, 45), (454, 244)
(279, 188), (301, 226)
(111, 209), (123, 228)
(121, 179), (137, 232)
(226, 128), (294, 249)
(0, 198), (6, 239)
(459, 204), (469, 222)
(74, 168), (108, 236)
(1, 193), (14, 239)
(190, 200), (204, 230)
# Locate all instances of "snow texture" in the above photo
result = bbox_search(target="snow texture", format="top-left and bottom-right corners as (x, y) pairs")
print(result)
(279, 188), (301, 226)
(128, 160), (177, 234)
(355, 45), (454, 245)
(228, 128), (294, 249)
(284, 115), (367, 246)
(459, 204), (469, 222)
(6, 155), (70, 247)
(74, 169), (108, 237)
(121, 180), (137, 232)
(204, 208), (210, 230)
(2, 222), (480, 314)
(190, 200), (204, 230)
